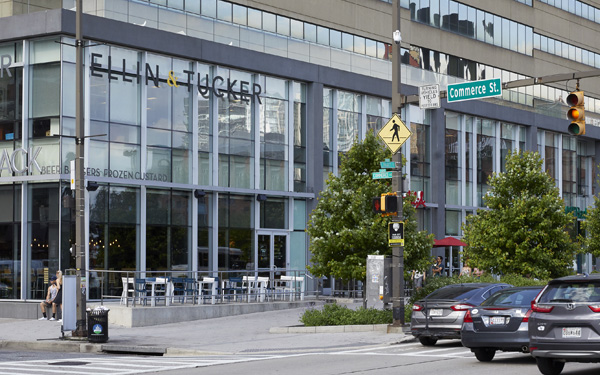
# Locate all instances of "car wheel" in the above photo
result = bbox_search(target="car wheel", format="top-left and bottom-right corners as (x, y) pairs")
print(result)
(418, 337), (437, 346)
(536, 358), (565, 375)
(473, 348), (496, 362)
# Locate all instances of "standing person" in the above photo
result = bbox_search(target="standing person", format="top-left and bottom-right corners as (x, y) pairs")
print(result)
(53, 270), (63, 322)
(432, 256), (444, 277)
(411, 269), (426, 291)
(39, 276), (58, 320)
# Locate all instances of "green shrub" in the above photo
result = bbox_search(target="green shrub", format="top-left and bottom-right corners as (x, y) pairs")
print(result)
(300, 303), (393, 326)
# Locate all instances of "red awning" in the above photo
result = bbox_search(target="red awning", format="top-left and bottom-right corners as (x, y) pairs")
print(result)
(433, 236), (467, 247)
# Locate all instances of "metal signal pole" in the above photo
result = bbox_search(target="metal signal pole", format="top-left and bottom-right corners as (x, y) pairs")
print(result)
(74, 0), (87, 337)
(391, 0), (405, 326)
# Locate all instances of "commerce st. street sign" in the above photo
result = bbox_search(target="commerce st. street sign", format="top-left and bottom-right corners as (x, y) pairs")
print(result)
(372, 169), (393, 179)
(447, 78), (502, 103)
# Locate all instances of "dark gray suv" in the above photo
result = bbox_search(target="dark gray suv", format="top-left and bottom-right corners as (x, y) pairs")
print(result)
(529, 274), (600, 375)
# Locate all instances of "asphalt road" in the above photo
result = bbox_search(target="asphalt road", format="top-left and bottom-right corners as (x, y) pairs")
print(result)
(3, 341), (600, 375)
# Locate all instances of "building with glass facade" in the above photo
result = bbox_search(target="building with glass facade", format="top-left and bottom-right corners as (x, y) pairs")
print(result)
(0, 0), (598, 302)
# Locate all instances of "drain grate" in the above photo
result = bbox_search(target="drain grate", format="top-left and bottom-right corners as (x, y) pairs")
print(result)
(49, 361), (90, 366)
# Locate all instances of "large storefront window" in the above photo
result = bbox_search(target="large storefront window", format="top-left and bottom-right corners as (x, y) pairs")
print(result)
(28, 183), (60, 299)
(29, 39), (60, 177)
(146, 55), (193, 184)
(146, 189), (191, 271)
(88, 45), (141, 179)
(0, 42), (22, 152)
(260, 77), (288, 191)
(198, 64), (212, 186)
(293, 82), (306, 192)
(218, 69), (254, 189)
(0, 184), (21, 299)
(198, 192), (212, 271)
(89, 185), (140, 299)
(218, 194), (253, 271)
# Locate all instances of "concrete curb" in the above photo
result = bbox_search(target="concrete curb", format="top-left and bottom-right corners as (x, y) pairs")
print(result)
(269, 324), (408, 334)
(0, 340), (103, 353)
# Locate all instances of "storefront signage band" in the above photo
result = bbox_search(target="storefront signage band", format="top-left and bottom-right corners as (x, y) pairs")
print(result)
(1, 54), (12, 79)
(0, 146), (168, 181)
(90, 53), (263, 104)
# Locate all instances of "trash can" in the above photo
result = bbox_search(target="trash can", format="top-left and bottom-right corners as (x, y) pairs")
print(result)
(87, 306), (109, 343)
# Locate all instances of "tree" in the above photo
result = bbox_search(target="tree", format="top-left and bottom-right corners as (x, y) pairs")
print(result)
(462, 151), (576, 279)
(306, 130), (434, 281)
(583, 179), (600, 258)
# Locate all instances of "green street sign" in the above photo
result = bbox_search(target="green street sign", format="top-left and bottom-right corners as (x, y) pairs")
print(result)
(372, 169), (393, 179)
(380, 159), (396, 169)
(447, 78), (502, 103)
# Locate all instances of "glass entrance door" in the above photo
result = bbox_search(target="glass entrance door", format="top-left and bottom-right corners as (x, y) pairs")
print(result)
(257, 232), (288, 273)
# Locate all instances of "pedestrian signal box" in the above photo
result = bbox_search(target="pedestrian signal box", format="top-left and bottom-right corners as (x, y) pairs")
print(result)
(372, 193), (399, 214)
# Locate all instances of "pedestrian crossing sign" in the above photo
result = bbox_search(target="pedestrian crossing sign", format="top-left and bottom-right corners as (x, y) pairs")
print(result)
(378, 113), (411, 155)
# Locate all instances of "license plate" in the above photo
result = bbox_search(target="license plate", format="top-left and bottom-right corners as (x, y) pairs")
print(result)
(490, 316), (505, 325)
(429, 309), (443, 316)
(562, 327), (581, 338)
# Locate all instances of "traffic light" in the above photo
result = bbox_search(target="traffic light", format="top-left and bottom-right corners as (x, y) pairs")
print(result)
(567, 90), (585, 135)
(372, 193), (399, 214)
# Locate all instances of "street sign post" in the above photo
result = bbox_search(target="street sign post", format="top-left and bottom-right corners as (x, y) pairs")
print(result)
(419, 84), (440, 109)
(447, 78), (502, 103)
(378, 113), (412, 155)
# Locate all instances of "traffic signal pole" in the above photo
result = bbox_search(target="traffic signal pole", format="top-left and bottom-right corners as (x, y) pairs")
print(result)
(391, 0), (405, 326)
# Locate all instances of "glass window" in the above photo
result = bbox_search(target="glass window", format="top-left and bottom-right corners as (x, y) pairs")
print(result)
(111, 124), (140, 144)
(304, 23), (317, 43)
(366, 39), (377, 57)
(217, 0), (232, 22)
(232, 4), (247, 25)
(30, 63), (60, 118)
(185, 0), (200, 14)
(247, 8), (262, 29)
(476, 10), (485, 42)
(440, 0), (449, 30)
(201, 0), (216, 18)
(449, 1), (459, 32)
(276, 15), (290, 36)
(342, 32), (354, 52)
(317, 26), (329, 46)
(330, 29), (342, 49)
(290, 19), (303, 39)
(262, 12), (276, 33)
(354, 36), (365, 54)
(30, 39), (60, 64)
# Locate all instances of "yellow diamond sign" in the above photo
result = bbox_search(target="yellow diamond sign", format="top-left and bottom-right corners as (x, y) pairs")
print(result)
(378, 113), (411, 154)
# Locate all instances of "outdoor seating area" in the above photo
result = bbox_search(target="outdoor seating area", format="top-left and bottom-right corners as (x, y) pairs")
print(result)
(109, 270), (307, 307)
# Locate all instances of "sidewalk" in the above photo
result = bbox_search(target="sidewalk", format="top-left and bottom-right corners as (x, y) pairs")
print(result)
(0, 302), (413, 355)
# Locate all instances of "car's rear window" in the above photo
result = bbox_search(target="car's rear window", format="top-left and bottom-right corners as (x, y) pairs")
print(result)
(538, 282), (600, 303)
(426, 285), (484, 300)
(481, 288), (542, 307)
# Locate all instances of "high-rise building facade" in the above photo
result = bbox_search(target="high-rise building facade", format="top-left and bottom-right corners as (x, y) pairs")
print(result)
(0, 0), (597, 301)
